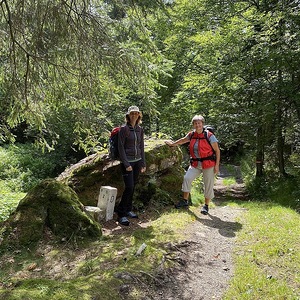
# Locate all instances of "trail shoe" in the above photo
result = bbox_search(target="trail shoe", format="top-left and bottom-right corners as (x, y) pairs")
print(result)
(175, 199), (189, 209)
(200, 204), (209, 215)
(119, 216), (130, 226)
(126, 211), (138, 218)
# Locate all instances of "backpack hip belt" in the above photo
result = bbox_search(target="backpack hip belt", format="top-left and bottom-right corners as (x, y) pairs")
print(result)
(190, 154), (216, 162)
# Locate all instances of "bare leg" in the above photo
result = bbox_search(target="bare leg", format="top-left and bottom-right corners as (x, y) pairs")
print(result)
(183, 192), (189, 201)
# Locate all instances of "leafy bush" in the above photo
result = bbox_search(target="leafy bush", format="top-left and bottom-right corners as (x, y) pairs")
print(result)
(0, 143), (70, 192)
(240, 152), (300, 211)
(0, 181), (25, 222)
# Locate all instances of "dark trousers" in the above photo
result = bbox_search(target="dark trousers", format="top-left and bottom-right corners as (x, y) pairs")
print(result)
(117, 160), (142, 217)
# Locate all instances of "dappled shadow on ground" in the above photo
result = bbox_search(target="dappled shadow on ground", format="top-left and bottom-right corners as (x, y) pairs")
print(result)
(214, 182), (249, 205)
(134, 206), (245, 300)
(187, 209), (243, 238)
(214, 165), (249, 205)
(98, 165), (248, 299)
(101, 209), (162, 237)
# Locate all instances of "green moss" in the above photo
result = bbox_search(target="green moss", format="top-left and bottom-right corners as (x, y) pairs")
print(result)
(58, 140), (183, 209)
(160, 166), (184, 193)
(0, 179), (101, 250)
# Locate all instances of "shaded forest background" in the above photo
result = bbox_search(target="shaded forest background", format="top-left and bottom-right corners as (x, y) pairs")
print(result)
(1, 0), (300, 205)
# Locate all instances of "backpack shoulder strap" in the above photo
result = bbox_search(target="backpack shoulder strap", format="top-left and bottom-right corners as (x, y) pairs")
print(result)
(204, 130), (215, 153)
(188, 131), (195, 140)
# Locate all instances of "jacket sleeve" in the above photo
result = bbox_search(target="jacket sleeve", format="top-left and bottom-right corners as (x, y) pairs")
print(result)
(118, 125), (130, 168)
(140, 127), (146, 168)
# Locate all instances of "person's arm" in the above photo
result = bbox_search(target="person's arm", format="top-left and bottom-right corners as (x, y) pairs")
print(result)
(140, 128), (146, 173)
(212, 142), (220, 174)
(165, 135), (190, 147)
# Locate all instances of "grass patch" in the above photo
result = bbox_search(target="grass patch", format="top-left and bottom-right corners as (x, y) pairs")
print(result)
(224, 201), (300, 300)
(0, 181), (25, 222)
(1, 194), (299, 299)
(223, 177), (236, 186)
(0, 208), (193, 300)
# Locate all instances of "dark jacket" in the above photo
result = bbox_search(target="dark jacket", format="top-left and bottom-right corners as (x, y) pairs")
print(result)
(118, 123), (146, 169)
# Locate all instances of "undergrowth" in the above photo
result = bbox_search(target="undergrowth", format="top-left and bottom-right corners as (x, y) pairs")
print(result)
(241, 157), (300, 212)
(0, 143), (72, 192)
(0, 146), (299, 299)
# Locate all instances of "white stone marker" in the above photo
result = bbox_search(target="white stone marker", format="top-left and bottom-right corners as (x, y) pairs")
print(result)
(97, 186), (117, 221)
(83, 206), (104, 222)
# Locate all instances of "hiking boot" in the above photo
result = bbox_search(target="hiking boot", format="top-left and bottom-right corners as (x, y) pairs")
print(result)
(126, 211), (138, 218)
(200, 205), (209, 215)
(119, 216), (130, 226)
(175, 199), (189, 209)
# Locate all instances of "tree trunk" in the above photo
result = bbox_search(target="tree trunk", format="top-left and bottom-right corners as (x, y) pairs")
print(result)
(276, 105), (287, 176)
(276, 67), (287, 177)
(255, 125), (264, 177)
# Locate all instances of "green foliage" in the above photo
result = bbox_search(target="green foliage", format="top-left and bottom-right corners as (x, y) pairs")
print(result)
(222, 177), (236, 186)
(0, 144), (69, 192)
(191, 175), (204, 206)
(241, 151), (300, 210)
(150, 0), (300, 178)
(1, 0), (300, 177)
(0, 181), (25, 223)
(0, 0), (171, 150)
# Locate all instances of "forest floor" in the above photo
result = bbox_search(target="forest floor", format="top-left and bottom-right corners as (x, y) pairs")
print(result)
(102, 165), (248, 300)
(0, 165), (249, 300)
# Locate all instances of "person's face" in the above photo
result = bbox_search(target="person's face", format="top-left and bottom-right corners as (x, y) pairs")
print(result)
(129, 111), (140, 121)
(193, 120), (203, 132)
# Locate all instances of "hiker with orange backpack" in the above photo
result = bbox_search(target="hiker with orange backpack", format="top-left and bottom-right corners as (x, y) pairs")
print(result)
(165, 115), (220, 215)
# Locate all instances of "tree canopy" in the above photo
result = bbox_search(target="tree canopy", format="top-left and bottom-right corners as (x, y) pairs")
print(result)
(1, 0), (300, 177)
(1, 0), (170, 149)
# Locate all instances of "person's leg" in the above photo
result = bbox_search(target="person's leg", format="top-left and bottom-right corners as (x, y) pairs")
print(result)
(175, 166), (201, 208)
(200, 166), (215, 215)
(183, 192), (190, 201)
(125, 160), (141, 217)
(182, 166), (202, 197)
(117, 163), (134, 224)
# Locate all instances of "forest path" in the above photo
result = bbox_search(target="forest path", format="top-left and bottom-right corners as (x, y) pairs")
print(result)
(140, 165), (248, 300)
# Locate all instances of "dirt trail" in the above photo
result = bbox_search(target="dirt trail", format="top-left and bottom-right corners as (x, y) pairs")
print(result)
(140, 166), (248, 300)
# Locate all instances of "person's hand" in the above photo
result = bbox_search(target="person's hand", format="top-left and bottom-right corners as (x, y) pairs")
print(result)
(214, 165), (219, 175)
(126, 166), (133, 172)
(141, 167), (146, 173)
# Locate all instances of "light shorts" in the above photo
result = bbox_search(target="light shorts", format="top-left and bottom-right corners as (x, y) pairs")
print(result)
(182, 165), (215, 200)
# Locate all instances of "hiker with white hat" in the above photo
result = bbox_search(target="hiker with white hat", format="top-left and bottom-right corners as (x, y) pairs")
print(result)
(116, 106), (146, 226)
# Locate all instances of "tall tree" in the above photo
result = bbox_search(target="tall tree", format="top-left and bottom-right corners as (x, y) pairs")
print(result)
(153, 0), (300, 176)
(0, 0), (169, 150)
